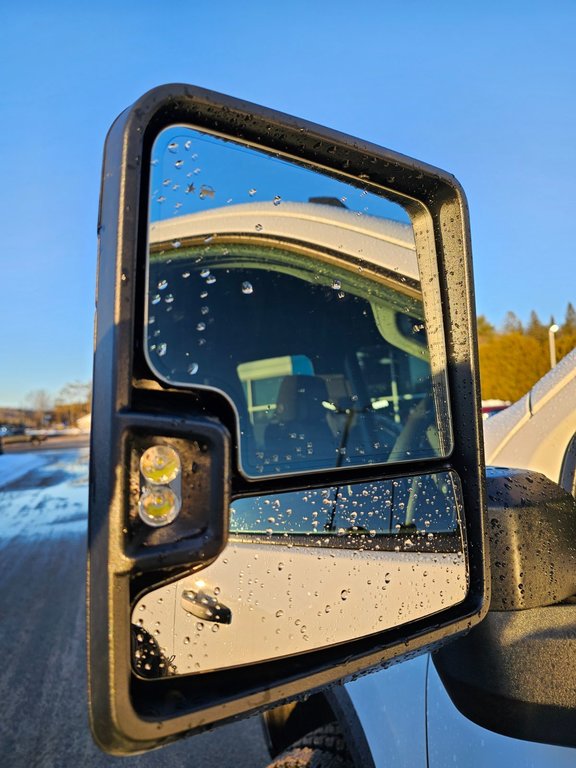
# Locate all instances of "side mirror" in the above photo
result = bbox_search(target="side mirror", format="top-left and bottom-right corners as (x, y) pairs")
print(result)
(88, 84), (488, 754)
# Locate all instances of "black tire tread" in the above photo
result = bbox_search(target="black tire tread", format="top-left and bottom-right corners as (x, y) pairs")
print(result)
(266, 722), (354, 768)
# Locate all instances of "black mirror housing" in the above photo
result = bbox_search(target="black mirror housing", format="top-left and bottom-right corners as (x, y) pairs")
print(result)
(89, 84), (488, 754)
(434, 469), (576, 748)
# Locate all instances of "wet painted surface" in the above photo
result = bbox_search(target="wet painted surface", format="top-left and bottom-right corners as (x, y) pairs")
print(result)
(0, 447), (269, 767)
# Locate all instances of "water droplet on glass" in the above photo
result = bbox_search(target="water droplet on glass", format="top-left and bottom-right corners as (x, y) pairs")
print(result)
(248, 188), (257, 196)
(332, 279), (342, 290)
(206, 275), (216, 285)
(182, 271), (190, 279)
(340, 589), (349, 601)
(275, 609), (284, 618)
(273, 195), (281, 206)
(174, 159), (184, 169)
(151, 294), (161, 305)
(187, 363), (199, 375)
(255, 223), (263, 232)
(196, 322), (206, 331)
(242, 281), (254, 295)
(212, 624), (219, 633)
(158, 279), (168, 290)
(165, 294), (174, 304)
(199, 185), (215, 200)
(168, 142), (178, 153)
(183, 636), (190, 644)
(201, 306), (209, 315)
(172, 240), (181, 249)
(200, 268), (210, 278)
(157, 343), (167, 357)
(196, 622), (204, 631)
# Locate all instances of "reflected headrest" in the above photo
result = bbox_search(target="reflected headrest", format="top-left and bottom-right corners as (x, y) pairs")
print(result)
(275, 375), (330, 422)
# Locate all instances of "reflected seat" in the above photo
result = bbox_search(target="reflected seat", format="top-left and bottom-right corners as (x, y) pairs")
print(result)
(264, 375), (337, 464)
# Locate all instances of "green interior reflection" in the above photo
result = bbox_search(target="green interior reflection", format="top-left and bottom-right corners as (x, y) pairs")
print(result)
(230, 471), (462, 552)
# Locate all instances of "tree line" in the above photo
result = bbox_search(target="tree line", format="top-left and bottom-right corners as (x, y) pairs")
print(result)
(478, 303), (576, 402)
(22, 381), (91, 428)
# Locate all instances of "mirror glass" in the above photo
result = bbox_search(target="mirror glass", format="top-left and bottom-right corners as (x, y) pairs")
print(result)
(132, 470), (466, 678)
(134, 125), (466, 680)
(145, 127), (453, 478)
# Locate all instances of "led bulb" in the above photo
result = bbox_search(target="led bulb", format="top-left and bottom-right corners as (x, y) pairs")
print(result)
(138, 486), (181, 527)
(140, 445), (181, 484)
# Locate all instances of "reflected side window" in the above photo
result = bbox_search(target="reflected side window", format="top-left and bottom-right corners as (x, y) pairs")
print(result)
(147, 241), (440, 477)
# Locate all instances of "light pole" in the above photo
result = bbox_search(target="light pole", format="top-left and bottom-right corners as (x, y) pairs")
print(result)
(549, 323), (559, 369)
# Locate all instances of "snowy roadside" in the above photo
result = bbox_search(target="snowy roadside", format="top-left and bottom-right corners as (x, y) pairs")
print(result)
(0, 453), (51, 491)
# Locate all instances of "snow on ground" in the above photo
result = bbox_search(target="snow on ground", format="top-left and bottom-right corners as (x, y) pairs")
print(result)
(0, 453), (50, 490)
(0, 448), (89, 540)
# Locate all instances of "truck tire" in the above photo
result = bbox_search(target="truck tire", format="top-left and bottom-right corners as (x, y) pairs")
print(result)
(266, 723), (355, 768)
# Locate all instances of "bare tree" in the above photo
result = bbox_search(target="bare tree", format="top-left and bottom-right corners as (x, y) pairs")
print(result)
(54, 381), (92, 426)
(25, 389), (53, 428)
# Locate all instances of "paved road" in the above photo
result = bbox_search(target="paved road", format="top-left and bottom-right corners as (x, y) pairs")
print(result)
(0, 446), (270, 767)
(1, 433), (90, 454)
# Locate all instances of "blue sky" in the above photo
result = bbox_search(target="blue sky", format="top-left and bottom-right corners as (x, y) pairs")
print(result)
(1, 1), (575, 407)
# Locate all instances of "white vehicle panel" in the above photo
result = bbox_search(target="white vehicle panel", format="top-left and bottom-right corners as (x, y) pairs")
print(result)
(345, 655), (429, 768)
(150, 202), (418, 279)
(484, 348), (576, 486)
(134, 545), (467, 675)
(427, 661), (576, 767)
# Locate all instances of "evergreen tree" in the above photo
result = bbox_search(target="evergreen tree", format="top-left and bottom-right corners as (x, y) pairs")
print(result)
(477, 315), (495, 343)
(479, 333), (548, 402)
(526, 310), (547, 342)
(502, 311), (523, 334)
(563, 302), (576, 332)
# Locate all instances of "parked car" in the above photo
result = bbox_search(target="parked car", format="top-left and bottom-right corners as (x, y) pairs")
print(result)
(0, 425), (46, 453)
(481, 398), (510, 420)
